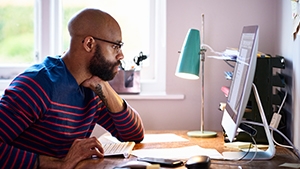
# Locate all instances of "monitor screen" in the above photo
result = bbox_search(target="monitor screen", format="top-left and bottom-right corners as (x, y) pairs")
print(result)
(221, 25), (259, 142)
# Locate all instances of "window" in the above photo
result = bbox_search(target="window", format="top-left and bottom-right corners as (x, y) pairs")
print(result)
(0, 0), (166, 95)
(62, 1), (150, 66)
(0, 0), (35, 65)
(0, 0), (35, 74)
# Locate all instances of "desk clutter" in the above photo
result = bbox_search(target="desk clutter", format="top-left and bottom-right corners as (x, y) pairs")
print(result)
(79, 131), (300, 169)
(99, 132), (223, 160)
(113, 155), (211, 169)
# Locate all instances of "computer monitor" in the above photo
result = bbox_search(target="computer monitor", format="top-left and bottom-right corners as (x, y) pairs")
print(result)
(221, 25), (275, 160)
(222, 25), (259, 143)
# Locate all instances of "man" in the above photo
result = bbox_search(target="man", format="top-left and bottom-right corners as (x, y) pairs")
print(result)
(0, 8), (144, 169)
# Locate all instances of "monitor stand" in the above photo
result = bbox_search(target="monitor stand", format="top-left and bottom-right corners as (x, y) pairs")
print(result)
(222, 84), (276, 160)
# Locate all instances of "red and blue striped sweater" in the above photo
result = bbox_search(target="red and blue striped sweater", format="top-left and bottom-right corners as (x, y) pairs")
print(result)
(0, 56), (144, 169)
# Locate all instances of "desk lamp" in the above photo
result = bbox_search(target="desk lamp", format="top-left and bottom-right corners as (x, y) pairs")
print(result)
(175, 15), (217, 137)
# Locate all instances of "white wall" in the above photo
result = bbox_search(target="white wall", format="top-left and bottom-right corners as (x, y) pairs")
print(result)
(126, 0), (277, 130)
(276, 0), (300, 150)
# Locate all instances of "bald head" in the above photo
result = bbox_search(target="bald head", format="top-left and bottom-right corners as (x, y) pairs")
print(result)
(68, 8), (121, 40)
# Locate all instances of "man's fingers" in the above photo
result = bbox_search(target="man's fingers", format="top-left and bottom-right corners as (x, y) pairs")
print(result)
(70, 137), (104, 159)
(90, 147), (104, 158)
(86, 137), (104, 157)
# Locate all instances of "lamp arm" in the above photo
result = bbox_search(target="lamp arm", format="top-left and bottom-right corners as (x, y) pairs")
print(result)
(201, 44), (223, 56)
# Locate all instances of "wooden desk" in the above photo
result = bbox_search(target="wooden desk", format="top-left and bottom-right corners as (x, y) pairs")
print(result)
(76, 130), (299, 169)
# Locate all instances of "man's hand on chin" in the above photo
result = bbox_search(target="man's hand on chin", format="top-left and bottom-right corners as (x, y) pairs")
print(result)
(81, 76), (104, 90)
(81, 76), (124, 112)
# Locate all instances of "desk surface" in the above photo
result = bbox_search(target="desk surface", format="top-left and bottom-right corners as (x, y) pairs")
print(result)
(76, 130), (300, 169)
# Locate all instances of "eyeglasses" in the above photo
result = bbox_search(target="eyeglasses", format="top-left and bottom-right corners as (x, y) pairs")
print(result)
(92, 36), (124, 53)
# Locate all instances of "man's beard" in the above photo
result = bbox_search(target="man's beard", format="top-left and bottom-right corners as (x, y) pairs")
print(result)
(88, 44), (120, 81)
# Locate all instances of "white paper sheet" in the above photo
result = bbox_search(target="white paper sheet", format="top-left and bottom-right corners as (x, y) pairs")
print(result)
(131, 145), (224, 160)
(279, 163), (300, 168)
(141, 133), (188, 143)
(99, 133), (188, 144)
(99, 133), (223, 160)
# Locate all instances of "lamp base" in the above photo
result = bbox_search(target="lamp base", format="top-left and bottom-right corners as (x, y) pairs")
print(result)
(187, 130), (217, 138)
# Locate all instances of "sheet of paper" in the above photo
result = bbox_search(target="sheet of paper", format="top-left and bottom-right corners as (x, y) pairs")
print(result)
(131, 145), (224, 160)
(141, 133), (188, 143)
(291, 0), (300, 38)
(279, 163), (300, 168)
(98, 133), (121, 144)
(224, 141), (253, 149)
(98, 133), (188, 144)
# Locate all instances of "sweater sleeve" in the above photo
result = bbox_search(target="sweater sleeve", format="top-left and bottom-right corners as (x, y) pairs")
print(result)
(0, 75), (47, 169)
(0, 143), (37, 169)
(96, 100), (145, 143)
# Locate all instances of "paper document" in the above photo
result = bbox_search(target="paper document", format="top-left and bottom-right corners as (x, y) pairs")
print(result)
(279, 163), (300, 168)
(131, 145), (224, 160)
(98, 133), (121, 144)
(224, 141), (253, 149)
(141, 133), (188, 143)
(99, 133), (188, 144)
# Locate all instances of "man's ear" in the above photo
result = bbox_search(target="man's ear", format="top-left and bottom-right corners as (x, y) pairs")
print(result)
(82, 36), (95, 52)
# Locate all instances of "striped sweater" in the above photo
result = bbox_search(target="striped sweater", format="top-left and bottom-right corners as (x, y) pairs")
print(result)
(0, 56), (144, 169)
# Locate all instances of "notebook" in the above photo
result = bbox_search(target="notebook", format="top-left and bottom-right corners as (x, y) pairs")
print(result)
(102, 141), (135, 158)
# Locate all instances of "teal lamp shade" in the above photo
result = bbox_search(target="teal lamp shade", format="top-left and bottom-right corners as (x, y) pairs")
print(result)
(175, 29), (201, 80)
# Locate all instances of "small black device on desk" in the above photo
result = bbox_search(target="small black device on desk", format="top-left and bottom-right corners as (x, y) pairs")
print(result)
(137, 157), (184, 167)
(185, 155), (211, 169)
